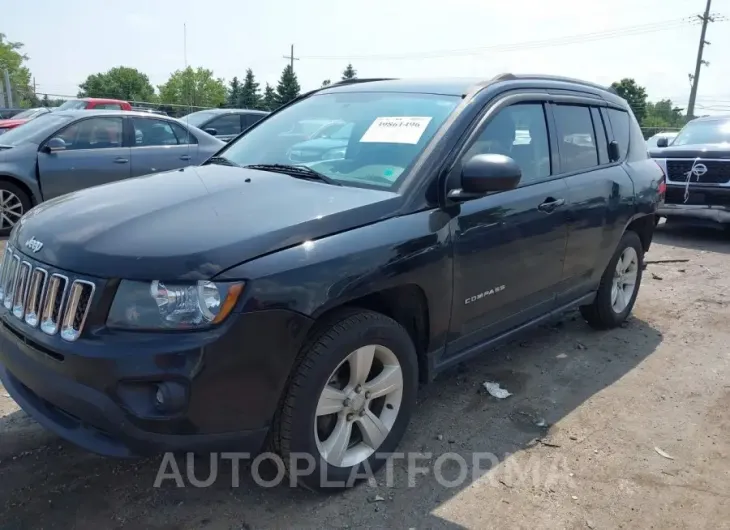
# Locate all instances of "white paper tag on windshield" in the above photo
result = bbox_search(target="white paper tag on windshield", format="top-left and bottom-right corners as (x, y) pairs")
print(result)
(359, 117), (433, 145)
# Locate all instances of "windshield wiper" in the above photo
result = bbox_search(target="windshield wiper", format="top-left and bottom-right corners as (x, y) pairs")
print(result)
(205, 155), (239, 167)
(242, 164), (342, 186)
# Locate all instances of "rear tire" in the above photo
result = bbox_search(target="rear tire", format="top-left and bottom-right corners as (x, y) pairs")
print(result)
(0, 181), (31, 237)
(580, 231), (644, 330)
(272, 309), (418, 491)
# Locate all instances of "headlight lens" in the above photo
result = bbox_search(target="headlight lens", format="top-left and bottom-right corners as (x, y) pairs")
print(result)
(107, 280), (244, 330)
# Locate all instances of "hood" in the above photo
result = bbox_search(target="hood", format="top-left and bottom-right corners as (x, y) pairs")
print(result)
(10, 165), (401, 280)
(649, 143), (730, 159)
(0, 118), (27, 129)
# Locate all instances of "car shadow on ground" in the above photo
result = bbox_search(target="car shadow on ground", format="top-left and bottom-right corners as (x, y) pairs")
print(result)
(653, 222), (729, 255)
(0, 312), (662, 529)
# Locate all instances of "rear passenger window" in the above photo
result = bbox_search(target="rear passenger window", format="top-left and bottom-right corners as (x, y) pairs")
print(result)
(590, 107), (609, 165)
(464, 103), (551, 186)
(553, 105), (598, 173)
(606, 108), (630, 160)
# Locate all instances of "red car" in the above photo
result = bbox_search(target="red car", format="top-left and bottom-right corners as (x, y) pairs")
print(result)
(0, 107), (52, 135)
(55, 97), (133, 111)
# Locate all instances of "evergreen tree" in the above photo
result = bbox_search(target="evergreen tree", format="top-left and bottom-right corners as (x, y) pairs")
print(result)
(227, 77), (241, 108)
(239, 69), (262, 109)
(321, 79), (331, 87)
(275, 65), (301, 107)
(262, 83), (277, 111)
(341, 64), (357, 81)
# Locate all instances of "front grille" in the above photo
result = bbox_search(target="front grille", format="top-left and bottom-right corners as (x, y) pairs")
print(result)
(0, 246), (95, 341)
(666, 160), (730, 184)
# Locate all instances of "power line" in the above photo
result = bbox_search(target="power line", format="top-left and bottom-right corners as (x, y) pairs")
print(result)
(298, 17), (705, 61)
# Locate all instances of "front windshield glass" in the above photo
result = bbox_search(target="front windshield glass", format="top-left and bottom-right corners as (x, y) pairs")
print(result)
(221, 91), (460, 189)
(0, 114), (73, 146)
(672, 119), (730, 146)
(182, 110), (220, 128)
(56, 99), (88, 111)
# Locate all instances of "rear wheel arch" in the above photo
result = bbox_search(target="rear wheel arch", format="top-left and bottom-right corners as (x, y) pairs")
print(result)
(625, 214), (655, 253)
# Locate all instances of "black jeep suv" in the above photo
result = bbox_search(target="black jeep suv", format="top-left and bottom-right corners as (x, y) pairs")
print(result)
(0, 75), (663, 489)
(651, 114), (730, 228)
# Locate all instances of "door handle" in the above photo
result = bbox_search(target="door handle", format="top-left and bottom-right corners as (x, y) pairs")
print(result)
(537, 197), (565, 213)
(179, 155), (191, 161)
(114, 157), (129, 164)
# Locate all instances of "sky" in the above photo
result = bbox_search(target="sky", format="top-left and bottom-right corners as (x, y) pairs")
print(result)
(4, 0), (730, 113)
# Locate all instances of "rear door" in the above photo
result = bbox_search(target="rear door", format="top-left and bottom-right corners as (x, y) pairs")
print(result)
(555, 102), (635, 303)
(37, 116), (130, 199)
(446, 99), (570, 356)
(129, 117), (199, 177)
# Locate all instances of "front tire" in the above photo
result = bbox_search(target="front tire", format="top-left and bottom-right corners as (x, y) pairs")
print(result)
(0, 181), (31, 236)
(580, 231), (644, 329)
(273, 309), (418, 491)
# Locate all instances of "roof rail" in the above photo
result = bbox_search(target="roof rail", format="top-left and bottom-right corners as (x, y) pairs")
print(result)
(494, 73), (618, 95)
(328, 78), (398, 87)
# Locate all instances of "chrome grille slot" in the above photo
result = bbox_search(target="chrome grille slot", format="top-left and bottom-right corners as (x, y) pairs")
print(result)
(12, 261), (32, 319)
(40, 274), (68, 336)
(60, 281), (95, 342)
(0, 249), (10, 302)
(3, 255), (20, 310)
(24, 268), (48, 327)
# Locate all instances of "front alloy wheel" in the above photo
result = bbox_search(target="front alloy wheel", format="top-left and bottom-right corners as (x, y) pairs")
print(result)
(315, 344), (403, 468)
(273, 309), (417, 490)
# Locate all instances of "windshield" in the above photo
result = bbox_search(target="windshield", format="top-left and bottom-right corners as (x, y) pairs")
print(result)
(56, 99), (89, 111)
(220, 92), (460, 189)
(672, 119), (730, 146)
(0, 114), (73, 146)
(11, 108), (46, 120)
(182, 110), (220, 128)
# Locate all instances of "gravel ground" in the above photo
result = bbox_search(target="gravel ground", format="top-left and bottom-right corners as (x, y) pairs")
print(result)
(0, 223), (729, 530)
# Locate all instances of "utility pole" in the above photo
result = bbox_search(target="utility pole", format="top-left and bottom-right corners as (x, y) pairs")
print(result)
(2, 70), (12, 108)
(687, 0), (713, 119)
(282, 44), (299, 72)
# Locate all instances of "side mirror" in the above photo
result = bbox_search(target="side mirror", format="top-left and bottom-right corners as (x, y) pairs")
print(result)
(203, 128), (218, 136)
(45, 137), (66, 152)
(448, 154), (521, 201)
(656, 137), (669, 148)
(608, 140), (620, 162)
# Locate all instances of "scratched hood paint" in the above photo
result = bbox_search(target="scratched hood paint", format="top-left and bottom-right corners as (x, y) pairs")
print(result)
(10, 165), (401, 280)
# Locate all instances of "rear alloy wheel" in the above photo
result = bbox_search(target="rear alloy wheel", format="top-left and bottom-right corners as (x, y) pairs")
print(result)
(0, 182), (31, 236)
(580, 231), (644, 329)
(273, 309), (417, 490)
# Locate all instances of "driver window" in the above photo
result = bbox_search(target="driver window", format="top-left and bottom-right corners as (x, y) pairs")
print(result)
(464, 103), (551, 186)
(55, 117), (123, 150)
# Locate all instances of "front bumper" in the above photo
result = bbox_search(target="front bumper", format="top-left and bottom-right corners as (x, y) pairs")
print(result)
(658, 184), (730, 224)
(0, 307), (313, 458)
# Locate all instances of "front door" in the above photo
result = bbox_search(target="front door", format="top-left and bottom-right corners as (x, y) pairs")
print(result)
(446, 102), (569, 357)
(37, 116), (130, 199)
(129, 117), (199, 177)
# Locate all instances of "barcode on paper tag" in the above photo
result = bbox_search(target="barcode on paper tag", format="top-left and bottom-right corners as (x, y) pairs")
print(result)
(359, 117), (433, 145)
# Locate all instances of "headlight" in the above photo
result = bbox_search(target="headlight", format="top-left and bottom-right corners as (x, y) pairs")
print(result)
(107, 280), (244, 330)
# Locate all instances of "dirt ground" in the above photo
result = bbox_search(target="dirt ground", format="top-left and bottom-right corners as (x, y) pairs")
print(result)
(0, 223), (729, 530)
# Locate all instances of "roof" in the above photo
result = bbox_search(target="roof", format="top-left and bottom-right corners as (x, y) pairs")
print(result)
(80, 97), (129, 103)
(319, 74), (619, 98)
(185, 108), (270, 116)
(690, 114), (730, 123)
(49, 110), (181, 119)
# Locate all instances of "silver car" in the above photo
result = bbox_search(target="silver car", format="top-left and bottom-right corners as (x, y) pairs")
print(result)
(0, 110), (224, 235)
